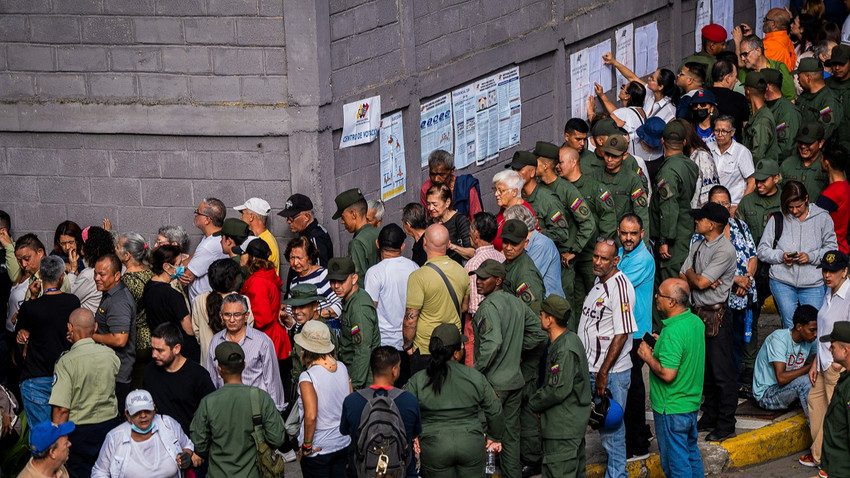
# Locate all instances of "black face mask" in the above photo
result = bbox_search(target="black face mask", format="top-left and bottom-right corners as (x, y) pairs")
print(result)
(790, 33), (801, 44)
(692, 108), (711, 122)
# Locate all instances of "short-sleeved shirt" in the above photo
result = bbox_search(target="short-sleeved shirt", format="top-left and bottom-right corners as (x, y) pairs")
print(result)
(817, 279), (850, 371)
(781, 154), (829, 202)
(95, 282), (137, 384)
(143, 280), (190, 330)
(187, 234), (228, 304)
(578, 270), (637, 373)
(710, 141), (755, 205)
(405, 256), (470, 354)
(49, 337), (120, 425)
(464, 245), (505, 315)
(618, 242), (655, 338)
(258, 229), (280, 276)
(650, 310), (705, 414)
(753, 328), (816, 400)
(15, 293), (79, 380)
(680, 234), (737, 307)
(144, 359), (216, 435)
(296, 363), (352, 454)
(525, 231), (566, 299)
(365, 256), (419, 350)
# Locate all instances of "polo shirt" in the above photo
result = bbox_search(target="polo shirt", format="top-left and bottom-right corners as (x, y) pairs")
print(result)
(405, 255), (470, 354)
(578, 270), (637, 373)
(618, 241), (655, 338)
(49, 337), (120, 425)
(650, 310), (705, 414)
(710, 140), (755, 205)
(94, 281), (136, 384)
(258, 229), (280, 276)
(525, 231), (565, 299)
(680, 234), (736, 307)
(817, 279), (850, 371)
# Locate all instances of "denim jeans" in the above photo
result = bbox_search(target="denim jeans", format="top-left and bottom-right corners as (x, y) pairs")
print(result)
(653, 410), (703, 478)
(769, 280), (826, 329)
(590, 370), (630, 478)
(20, 376), (53, 426)
(758, 374), (812, 419)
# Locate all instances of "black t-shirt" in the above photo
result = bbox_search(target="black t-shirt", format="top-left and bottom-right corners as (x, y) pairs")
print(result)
(143, 358), (215, 435)
(707, 86), (749, 142)
(142, 280), (200, 362)
(15, 293), (80, 380)
(411, 236), (426, 267)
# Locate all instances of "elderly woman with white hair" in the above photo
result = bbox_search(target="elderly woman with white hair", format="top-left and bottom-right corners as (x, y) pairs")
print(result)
(492, 170), (537, 251)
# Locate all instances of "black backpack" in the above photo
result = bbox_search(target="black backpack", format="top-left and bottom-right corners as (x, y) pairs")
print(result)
(355, 388), (409, 478)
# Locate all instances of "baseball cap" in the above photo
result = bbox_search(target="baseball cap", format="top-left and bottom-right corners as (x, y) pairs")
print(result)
(501, 219), (529, 244)
(760, 68), (783, 87)
(750, 160), (780, 180)
(817, 250), (849, 271)
(530, 295), (571, 323)
(600, 134), (629, 156)
(792, 57), (823, 74)
(215, 341), (245, 366)
(591, 118), (622, 138)
(244, 238), (271, 260)
(431, 323), (467, 347)
(534, 141), (561, 160)
(282, 283), (323, 307)
(377, 223), (406, 249)
(326, 256), (356, 281)
(125, 389), (155, 415)
(636, 117), (666, 148)
(332, 188), (365, 220)
(277, 193), (314, 218)
(505, 150), (538, 170)
(827, 44), (850, 66)
(294, 320), (335, 354)
(231, 236), (257, 256)
(796, 121), (825, 144)
(468, 259), (506, 279)
(662, 121), (686, 141)
(702, 24), (728, 43)
(213, 218), (250, 238)
(234, 197), (271, 216)
(820, 321), (850, 343)
(688, 89), (716, 106)
(743, 71), (767, 90)
(29, 421), (75, 455)
(688, 202), (730, 225)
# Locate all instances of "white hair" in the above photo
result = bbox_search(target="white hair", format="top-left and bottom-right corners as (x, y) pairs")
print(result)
(492, 170), (524, 195)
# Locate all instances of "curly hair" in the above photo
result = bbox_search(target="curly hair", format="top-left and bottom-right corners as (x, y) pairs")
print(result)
(81, 226), (116, 268)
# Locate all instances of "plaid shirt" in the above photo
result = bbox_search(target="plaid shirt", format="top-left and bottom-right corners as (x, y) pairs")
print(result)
(464, 245), (506, 314)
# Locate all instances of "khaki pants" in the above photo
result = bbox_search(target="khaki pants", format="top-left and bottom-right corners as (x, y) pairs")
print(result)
(808, 365), (843, 463)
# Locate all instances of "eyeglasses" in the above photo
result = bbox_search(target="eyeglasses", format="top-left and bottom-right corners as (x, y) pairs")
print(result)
(221, 312), (246, 319)
(285, 212), (305, 223)
(193, 209), (210, 218)
(492, 187), (513, 196)
(714, 129), (734, 135)
(597, 237), (616, 245)
(655, 292), (674, 300)
(740, 50), (754, 58)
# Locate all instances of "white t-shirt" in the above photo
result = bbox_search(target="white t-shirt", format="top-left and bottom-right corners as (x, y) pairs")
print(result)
(124, 436), (181, 478)
(6, 281), (27, 332)
(187, 234), (228, 304)
(364, 256), (419, 350)
(578, 270), (637, 373)
(613, 106), (646, 156)
(842, 15), (850, 45)
(710, 141), (755, 205)
(642, 83), (675, 123)
(297, 362), (352, 455)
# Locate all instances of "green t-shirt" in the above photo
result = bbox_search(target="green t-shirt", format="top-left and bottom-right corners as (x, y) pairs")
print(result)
(405, 256), (470, 353)
(650, 310), (705, 414)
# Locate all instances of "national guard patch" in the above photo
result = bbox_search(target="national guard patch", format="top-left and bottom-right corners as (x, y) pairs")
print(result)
(657, 179), (671, 200)
(351, 325), (362, 344)
(600, 189), (615, 208)
(549, 364), (560, 385)
(632, 188), (647, 207)
(570, 198), (583, 211)
(551, 211), (563, 222)
(821, 106), (833, 123)
(550, 364), (560, 373)
(350, 325), (360, 335)
(776, 122), (787, 140)
(551, 211), (567, 228)
(516, 282), (529, 295)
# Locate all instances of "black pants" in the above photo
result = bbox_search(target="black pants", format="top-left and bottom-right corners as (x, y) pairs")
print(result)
(409, 350), (429, 377)
(115, 381), (130, 415)
(299, 445), (349, 478)
(394, 348), (411, 388)
(700, 309), (737, 434)
(625, 338), (652, 455)
(67, 418), (120, 478)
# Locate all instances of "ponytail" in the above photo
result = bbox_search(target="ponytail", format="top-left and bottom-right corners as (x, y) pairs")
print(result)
(425, 336), (460, 395)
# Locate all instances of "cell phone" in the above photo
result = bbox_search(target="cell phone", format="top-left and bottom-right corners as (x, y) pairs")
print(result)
(642, 332), (657, 348)
(790, 252), (799, 257)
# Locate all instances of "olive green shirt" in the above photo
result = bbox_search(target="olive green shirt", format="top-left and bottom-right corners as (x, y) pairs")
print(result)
(339, 288), (381, 389)
(739, 59), (796, 101)
(473, 290), (546, 391)
(349, 224), (380, 287)
(503, 251), (545, 307)
(822, 371), (850, 475)
(592, 167), (651, 239)
(570, 174), (618, 241)
(650, 153), (699, 244)
(743, 105), (780, 163)
(580, 150), (648, 192)
(734, 191), (782, 244)
(48, 337), (120, 425)
(539, 176), (596, 255)
(826, 75), (850, 149)
(766, 97), (802, 162)
(522, 182), (573, 253)
(405, 361), (505, 441)
(527, 330), (591, 439)
(796, 86), (843, 141)
(780, 153), (829, 201)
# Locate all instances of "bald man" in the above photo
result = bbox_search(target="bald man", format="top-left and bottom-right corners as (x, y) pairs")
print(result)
(404, 224), (471, 374)
(49, 308), (121, 478)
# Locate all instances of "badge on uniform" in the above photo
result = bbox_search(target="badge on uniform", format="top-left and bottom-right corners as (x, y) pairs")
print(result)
(599, 189), (614, 208)
(595, 297), (605, 307)
(776, 122), (787, 140)
(351, 325), (362, 344)
(516, 282), (534, 303)
(632, 188), (648, 207)
(551, 210), (567, 228)
(820, 106), (833, 123)
(549, 364), (560, 385)
(656, 179), (671, 200)
(621, 302), (631, 313)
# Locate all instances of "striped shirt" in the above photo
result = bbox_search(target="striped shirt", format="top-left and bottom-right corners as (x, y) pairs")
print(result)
(578, 270), (637, 373)
(464, 245), (506, 314)
(205, 325), (286, 411)
(286, 267), (343, 318)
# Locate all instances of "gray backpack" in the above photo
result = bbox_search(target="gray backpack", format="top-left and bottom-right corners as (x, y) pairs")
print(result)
(355, 388), (409, 478)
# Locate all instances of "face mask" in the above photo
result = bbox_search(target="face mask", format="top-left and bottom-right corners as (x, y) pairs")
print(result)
(790, 33), (800, 44)
(169, 266), (185, 280)
(693, 108), (710, 121)
(131, 422), (155, 434)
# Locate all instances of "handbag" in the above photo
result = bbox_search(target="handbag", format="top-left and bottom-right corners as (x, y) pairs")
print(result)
(250, 387), (286, 477)
(694, 304), (726, 338)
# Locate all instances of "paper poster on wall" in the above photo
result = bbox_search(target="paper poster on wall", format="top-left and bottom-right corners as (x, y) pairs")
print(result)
(695, 0), (712, 52)
(634, 22), (659, 78)
(570, 50), (591, 119)
(452, 84), (477, 169)
(379, 111), (406, 201)
(340, 95), (381, 149)
(615, 25), (635, 90)
(712, 0), (734, 40)
(496, 66), (522, 152)
(419, 94), (453, 167)
(474, 75), (501, 165)
(589, 40), (613, 93)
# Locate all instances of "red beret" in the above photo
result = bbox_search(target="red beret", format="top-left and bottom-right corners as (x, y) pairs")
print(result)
(702, 24), (727, 43)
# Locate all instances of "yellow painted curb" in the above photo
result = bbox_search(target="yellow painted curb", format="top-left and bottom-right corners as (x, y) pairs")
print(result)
(587, 455), (662, 477)
(720, 412), (812, 468)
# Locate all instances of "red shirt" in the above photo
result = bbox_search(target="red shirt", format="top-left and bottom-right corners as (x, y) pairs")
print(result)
(241, 268), (291, 360)
(817, 181), (850, 253)
(493, 201), (537, 251)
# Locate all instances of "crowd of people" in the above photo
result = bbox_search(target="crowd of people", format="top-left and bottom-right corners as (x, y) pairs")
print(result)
(4, 7), (850, 478)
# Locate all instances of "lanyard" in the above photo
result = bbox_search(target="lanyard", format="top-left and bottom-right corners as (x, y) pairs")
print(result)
(44, 287), (60, 293)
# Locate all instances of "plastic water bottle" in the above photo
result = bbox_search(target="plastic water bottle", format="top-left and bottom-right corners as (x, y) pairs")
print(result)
(743, 309), (753, 344)
(485, 449), (496, 476)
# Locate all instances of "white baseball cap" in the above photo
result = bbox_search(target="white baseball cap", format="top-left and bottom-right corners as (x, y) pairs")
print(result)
(234, 197), (271, 216)
(126, 389), (155, 415)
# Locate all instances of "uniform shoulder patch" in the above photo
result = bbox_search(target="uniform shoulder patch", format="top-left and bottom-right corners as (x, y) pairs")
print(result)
(632, 188), (648, 207)
(600, 189), (615, 208)
(820, 106), (833, 123)
(656, 179), (671, 200)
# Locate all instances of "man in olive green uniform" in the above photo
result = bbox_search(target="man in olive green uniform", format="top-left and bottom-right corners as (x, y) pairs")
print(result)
(582, 119), (650, 193)
(743, 71), (780, 163)
(534, 141), (597, 300)
(650, 122), (699, 331)
(795, 57), (842, 141)
(528, 295), (591, 478)
(763, 68), (801, 162)
(282, 284), (338, 380)
(826, 44), (850, 149)
(471, 259), (548, 478)
(333, 188), (380, 287)
(820, 321), (850, 477)
(327, 256), (381, 389)
(780, 121), (829, 200)
(591, 134), (651, 239)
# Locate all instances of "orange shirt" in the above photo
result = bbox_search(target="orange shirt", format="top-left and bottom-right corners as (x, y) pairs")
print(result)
(763, 31), (797, 72)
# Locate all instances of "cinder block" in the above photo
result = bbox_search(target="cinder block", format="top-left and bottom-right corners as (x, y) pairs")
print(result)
(88, 74), (138, 100)
(184, 137), (238, 151)
(116, 206), (171, 234)
(59, 149), (110, 177)
(29, 16), (80, 43)
(184, 18), (236, 45)
(14, 203), (69, 231)
(377, 51), (402, 82)
(447, 30), (471, 62)
(160, 151), (211, 179)
(331, 39), (349, 69)
(257, 136), (289, 153)
(371, 24), (399, 57)
(0, 15), (27, 42)
(264, 48), (287, 74)
(240, 76), (287, 104)
(155, 0), (206, 16)
(459, 0), (483, 28)
(35, 74), (86, 99)
(0, 133), (33, 148)
(39, 177), (90, 204)
(161, 47), (212, 74)
(103, 0), (155, 15)
(352, 2), (379, 33)
(330, 9), (356, 42)
(236, 18), (285, 46)
(244, 180), (288, 206)
(84, 134), (135, 151)
(0, 73), (35, 99)
(7, 44), (54, 71)
(188, 76), (241, 102)
(212, 48), (264, 75)
(142, 179), (194, 206)
(134, 136), (186, 151)
(0, 0), (50, 13)
(0, 176), (38, 202)
(68, 206), (119, 230)
(261, 151), (290, 180)
(138, 74), (189, 101)
(81, 17), (134, 44)
(31, 133), (84, 149)
(208, 0), (258, 15)
(7, 148), (56, 175)
(415, 48), (429, 72)
(428, 36), (452, 66)
(110, 47), (162, 72)
(191, 180), (245, 207)
(90, 178), (142, 205)
(259, 0), (283, 16)
(375, 0), (398, 27)
(210, 151), (266, 179)
(57, 46), (108, 72)
(111, 151), (161, 178)
(133, 17), (184, 44)
(348, 33), (371, 64)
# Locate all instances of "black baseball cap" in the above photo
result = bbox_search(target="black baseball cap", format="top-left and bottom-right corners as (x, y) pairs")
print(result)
(277, 193), (313, 218)
(501, 219), (529, 243)
(378, 223), (406, 249)
(817, 250), (849, 271)
(244, 238), (271, 260)
(688, 202), (730, 225)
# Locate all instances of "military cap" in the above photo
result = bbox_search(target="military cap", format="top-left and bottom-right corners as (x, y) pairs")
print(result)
(282, 283), (323, 306)
(431, 323), (467, 347)
(750, 160), (780, 180)
(591, 118), (621, 138)
(326, 256), (356, 281)
(534, 141), (561, 160)
(530, 295), (571, 323)
(792, 57), (823, 74)
(820, 321), (850, 343)
(796, 121), (825, 144)
(827, 44), (850, 66)
(662, 121), (686, 141)
(702, 24), (727, 43)
(212, 218), (250, 239)
(468, 258), (506, 279)
(505, 150), (538, 170)
(501, 219), (529, 244)
(744, 71), (767, 90)
(215, 341), (245, 366)
(600, 134), (629, 156)
(332, 188), (365, 220)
